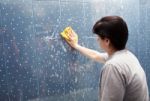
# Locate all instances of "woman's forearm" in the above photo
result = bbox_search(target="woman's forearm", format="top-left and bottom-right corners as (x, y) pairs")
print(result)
(74, 44), (106, 63)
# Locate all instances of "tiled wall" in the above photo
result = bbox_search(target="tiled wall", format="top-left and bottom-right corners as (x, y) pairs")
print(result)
(0, 0), (150, 101)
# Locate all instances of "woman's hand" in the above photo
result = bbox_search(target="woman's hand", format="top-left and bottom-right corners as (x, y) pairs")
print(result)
(66, 29), (79, 49)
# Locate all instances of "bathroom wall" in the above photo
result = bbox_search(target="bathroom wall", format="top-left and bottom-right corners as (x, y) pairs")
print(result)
(0, 0), (150, 101)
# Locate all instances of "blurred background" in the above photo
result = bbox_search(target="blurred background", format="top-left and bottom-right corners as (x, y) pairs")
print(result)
(0, 0), (150, 101)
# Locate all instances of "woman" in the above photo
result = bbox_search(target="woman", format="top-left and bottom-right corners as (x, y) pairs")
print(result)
(64, 16), (149, 101)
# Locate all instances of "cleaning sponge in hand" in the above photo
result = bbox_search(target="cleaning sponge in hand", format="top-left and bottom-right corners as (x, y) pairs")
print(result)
(60, 26), (78, 43)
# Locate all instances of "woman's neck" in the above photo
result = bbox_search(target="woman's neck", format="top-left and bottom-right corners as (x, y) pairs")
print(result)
(107, 48), (117, 56)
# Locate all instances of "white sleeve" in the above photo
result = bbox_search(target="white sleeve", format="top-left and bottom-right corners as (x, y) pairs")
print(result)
(99, 53), (109, 63)
(100, 64), (125, 101)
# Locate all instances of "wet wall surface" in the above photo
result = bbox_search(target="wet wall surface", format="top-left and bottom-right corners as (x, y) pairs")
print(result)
(0, 0), (150, 101)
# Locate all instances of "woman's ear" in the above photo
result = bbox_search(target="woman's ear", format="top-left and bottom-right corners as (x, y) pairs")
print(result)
(104, 38), (110, 46)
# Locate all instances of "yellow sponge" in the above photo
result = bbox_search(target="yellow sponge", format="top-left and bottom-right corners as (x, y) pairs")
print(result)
(60, 26), (78, 43)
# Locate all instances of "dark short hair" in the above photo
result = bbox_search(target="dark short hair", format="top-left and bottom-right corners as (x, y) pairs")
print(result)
(92, 16), (128, 50)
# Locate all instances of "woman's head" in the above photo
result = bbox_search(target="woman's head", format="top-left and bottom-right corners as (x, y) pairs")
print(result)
(92, 16), (128, 50)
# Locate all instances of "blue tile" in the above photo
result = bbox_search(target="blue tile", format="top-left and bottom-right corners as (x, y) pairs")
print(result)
(7, 80), (39, 101)
(3, 41), (39, 83)
(0, 84), (9, 101)
(1, 2), (34, 42)
(33, 1), (61, 38)
(61, 0), (84, 2)
(60, 2), (85, 36)
(0, 34), (8, 85)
